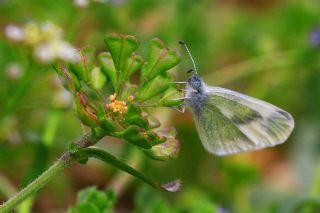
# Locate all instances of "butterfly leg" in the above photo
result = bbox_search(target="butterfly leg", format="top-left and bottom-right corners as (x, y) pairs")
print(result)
(172, 105), (185, 113)
(167, 97), (188, 113)
(174, 81), (187, 84)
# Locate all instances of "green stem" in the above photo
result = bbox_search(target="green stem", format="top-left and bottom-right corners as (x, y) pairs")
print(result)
(0, 155), (70, 213)
(0, 132), (102, 213)
(81, 147), (180, 193)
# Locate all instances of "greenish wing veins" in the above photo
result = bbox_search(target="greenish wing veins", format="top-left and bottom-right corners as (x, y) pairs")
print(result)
(193, 102), (257, 156)
(192, 87), (294, 155)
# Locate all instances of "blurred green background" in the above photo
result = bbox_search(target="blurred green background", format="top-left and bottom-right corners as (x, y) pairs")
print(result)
(1, 0), (320, 212)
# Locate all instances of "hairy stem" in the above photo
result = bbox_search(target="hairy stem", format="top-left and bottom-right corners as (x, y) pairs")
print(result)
(0, 132), (101, 213)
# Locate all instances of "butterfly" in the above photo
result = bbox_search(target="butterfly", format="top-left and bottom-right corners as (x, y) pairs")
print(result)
(177, 41), (295, 156)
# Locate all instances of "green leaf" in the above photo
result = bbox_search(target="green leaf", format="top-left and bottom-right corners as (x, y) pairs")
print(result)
(96, 105), (117, 133)
(158, 87), (184, 107)
(141, 38), (180, 82)
(68, 46), (96, 83)
(117, 125), (152, 149)
(91, 66), (106, 90)
(77, 187), (108, 211)
(124, 104), (149, 129)
(75, 203), (100, 213)
(80, 147), (181, 192)
(137, 74), (173, 102)
(104, 189), (116, 209)
(104, 33), (139, 71)
(98, 52), (117, 89)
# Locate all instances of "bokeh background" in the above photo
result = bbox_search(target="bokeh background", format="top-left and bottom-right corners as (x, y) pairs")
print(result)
(1, 0), (320, 212)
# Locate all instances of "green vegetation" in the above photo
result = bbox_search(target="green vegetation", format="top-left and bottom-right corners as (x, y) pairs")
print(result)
(1, 0), (320, 212)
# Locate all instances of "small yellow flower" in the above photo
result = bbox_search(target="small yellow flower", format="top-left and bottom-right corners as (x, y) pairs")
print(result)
(109, 93), (117, 102)
(106, 94), (128, 114)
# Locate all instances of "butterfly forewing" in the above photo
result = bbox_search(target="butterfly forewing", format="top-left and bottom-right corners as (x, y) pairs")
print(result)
(189, 86), (294, 156)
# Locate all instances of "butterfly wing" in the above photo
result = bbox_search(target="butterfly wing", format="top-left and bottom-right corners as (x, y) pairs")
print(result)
(188, 86), (294, 156)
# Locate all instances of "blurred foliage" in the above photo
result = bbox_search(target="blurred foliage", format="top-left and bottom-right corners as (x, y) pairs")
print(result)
(1, 0), (320, 212)
(67, 187), (116, 213)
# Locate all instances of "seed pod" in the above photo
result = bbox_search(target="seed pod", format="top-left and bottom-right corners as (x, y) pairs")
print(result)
(68, 46), (95, 84)
(75, 92), (99, 128)
(98, 52), (117, 89)
(144, 137), (180, 161)
(141, 38), (180, 82)
(104, 33), (139, 72)
(117, 125), (152, 149)
(137, 74), (173, 102)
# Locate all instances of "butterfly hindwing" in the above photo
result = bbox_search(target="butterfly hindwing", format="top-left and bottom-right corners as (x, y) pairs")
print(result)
(188, 86), (294, 155)
(191, 101), (256, 155)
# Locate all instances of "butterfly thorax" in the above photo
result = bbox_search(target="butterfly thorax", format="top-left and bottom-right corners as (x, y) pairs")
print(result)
(186, 75), (208, 115)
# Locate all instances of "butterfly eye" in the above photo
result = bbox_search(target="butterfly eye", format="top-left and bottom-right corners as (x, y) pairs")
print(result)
(192, 79), (201, 89)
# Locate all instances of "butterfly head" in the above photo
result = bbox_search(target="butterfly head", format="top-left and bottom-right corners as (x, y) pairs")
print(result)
(187, 74), (202, 92)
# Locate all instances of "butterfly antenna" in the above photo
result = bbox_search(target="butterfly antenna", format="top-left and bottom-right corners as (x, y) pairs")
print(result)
(179, 40), (198, 75)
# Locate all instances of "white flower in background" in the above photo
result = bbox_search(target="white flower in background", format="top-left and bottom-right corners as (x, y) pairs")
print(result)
(35, 40), (80, 63)
(74, 0), (126, 7)
(52, 89), (73, 109)
(74, 0), (89, 8)
(5, 24), (25, 41)
(5, 63), (24, 80)
(5, 21), (79, 63)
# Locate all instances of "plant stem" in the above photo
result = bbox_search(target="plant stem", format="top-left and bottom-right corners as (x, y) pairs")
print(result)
(0, 155), (70, 213)
(81, 147), (180, 192)
(0, 132), (102, 213)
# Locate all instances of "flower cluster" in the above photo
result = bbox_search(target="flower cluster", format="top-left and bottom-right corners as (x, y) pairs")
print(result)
(5, 22), (79, 63)
(106, 93), (129, 114)
(57, 33), (183, 161)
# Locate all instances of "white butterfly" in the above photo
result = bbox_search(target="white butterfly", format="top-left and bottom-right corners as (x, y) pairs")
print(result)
(178, 41), (294, 156)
